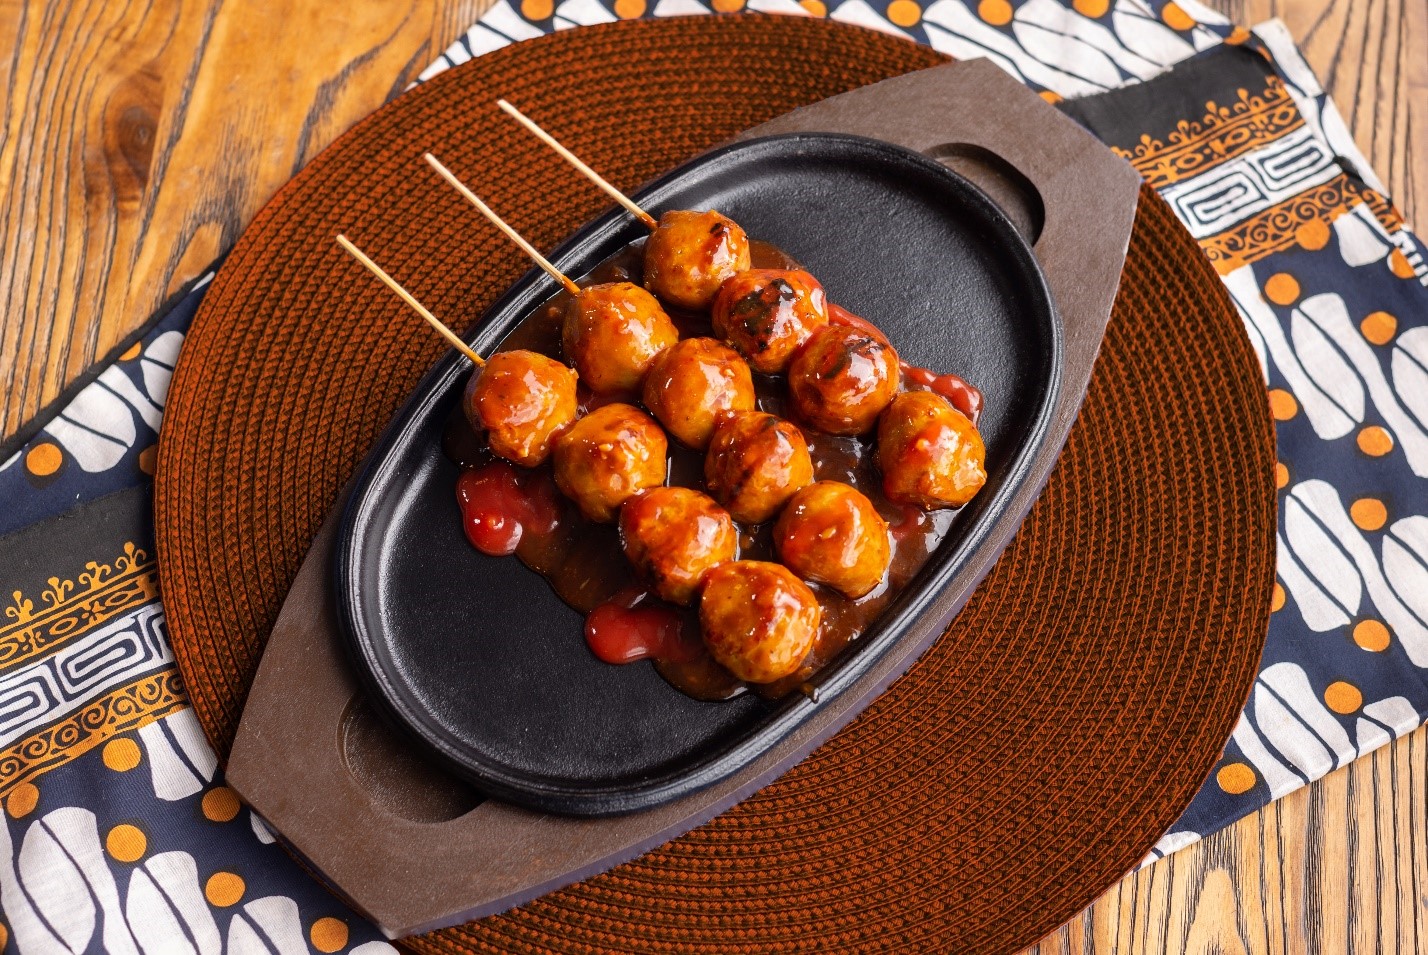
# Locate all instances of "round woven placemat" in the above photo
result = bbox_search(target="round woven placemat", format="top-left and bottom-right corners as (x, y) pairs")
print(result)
(155, 14), (1276, 954)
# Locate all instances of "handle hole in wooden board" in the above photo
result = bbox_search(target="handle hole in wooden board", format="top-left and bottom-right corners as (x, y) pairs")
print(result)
(923, 143), (1045, 245)
(340, 695), (484, 823)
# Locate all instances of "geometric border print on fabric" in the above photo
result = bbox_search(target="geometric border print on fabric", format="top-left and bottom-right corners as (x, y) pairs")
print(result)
(1065, 45), (1415, 279)
(0, 486), (184, 797)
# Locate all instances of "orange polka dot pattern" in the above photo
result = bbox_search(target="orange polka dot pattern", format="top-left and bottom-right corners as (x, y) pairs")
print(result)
(205, 872), (246, 907)
(1216, 763), (1256, 795)
(155, 17), (1275, 954)
(106, 825), (147, 863)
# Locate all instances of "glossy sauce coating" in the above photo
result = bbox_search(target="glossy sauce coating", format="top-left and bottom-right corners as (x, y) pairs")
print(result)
(455, 462), (561, 556)
(644, 209), (752, 311)
(585, 588), (703, 665)
(712, 268), (829, 374)
(620, 487), (737, 605)
(775, 481), (891, 599)
(564, 282), (679, 395)
(787, 324), (901, 435)
(827, 304), (983, 424)
(699, 561), (821, 684)
(463, 349), (578, 467)
(443, 236), (973, 701)
(552, 403), (667, 522)
(642, 338), (755, 450)
(878, 391), (987, 509)
(703, 410), (814, 525)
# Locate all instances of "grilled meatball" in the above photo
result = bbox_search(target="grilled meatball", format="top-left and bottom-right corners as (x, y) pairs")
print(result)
(553, 403), (667, 522)
(564, 282), (679, 395)
(787, 324), (900, 436)
(620, 487), (737, 605)
(704, 411), (815, 524)
(712, 268), (828, 374)
(643, 209), (751, 311)
(877, 391), (987, 509)
(700, 561), (820, 683)
(642, 338), (756, 450)
(774, 482), (891, 599)
(463, 349), (578, 467)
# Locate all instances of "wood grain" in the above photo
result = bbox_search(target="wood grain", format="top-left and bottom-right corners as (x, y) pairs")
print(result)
(1027, 727), (1428, 954)
(0, 0), (492, 436)
(1, 0), (1425, 951)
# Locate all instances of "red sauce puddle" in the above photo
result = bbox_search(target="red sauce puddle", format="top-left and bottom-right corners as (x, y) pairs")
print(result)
(828, 303), (983, 424)
(585, 588), (703, 665)
(455, 462), (561, 556)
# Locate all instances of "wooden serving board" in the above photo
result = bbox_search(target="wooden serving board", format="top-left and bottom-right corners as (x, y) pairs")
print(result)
(226, 58), (1140, 937)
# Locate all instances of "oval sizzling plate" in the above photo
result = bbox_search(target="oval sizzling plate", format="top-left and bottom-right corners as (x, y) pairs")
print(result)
(335, 133), (1059, 815)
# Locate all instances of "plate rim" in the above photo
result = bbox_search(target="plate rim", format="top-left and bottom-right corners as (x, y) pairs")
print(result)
(333, 131), (1065, 815)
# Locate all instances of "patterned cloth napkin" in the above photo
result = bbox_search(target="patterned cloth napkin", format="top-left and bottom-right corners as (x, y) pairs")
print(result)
(1, 0), (1424, 947)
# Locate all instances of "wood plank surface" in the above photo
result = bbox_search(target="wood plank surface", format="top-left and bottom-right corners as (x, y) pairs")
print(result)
(0, 0), (488, 436)
(2, 0), (1425, 952)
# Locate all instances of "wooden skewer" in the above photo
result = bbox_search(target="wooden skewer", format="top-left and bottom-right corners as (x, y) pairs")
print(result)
(424, 153), (582, 296)
(335, 234), (485, 367)
(496, 99), (659, 231)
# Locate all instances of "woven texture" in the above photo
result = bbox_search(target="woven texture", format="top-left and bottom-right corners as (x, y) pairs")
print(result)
(154, 15), (1276, 953)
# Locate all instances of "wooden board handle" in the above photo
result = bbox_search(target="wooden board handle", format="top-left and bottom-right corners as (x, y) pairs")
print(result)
(735, 58), (1143, 380)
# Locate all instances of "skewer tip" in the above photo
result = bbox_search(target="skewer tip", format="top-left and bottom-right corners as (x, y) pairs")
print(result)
(494, 98), (658, 230)
(333, 231), (485, 367)
(425, 151), (582, 296)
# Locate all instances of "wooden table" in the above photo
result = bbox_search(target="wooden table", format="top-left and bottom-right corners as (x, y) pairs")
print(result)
(3, 0), (1424, 950)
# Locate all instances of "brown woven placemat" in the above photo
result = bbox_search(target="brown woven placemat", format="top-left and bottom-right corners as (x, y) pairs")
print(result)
(154, 14), (1276, 953)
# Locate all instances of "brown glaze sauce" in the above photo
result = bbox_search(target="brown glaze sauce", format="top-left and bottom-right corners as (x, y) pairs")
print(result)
(442, 238), (972, 702)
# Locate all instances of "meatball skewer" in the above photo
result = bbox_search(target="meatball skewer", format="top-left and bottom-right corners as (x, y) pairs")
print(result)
(428, 152), (678, 397)
(498, 100), (752, 312)
(492, 102), (986, 440)
(336, 235), (578, 470)
(418, 161), (671, 519)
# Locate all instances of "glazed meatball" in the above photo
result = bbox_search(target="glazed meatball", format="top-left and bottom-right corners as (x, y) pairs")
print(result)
(564, 282), (679, 395)
(643, 209), (751, 311)
(642, 338), (756, 450)
(553, 403), (667, 522)
(704, 411), (815, 524)
(620, 487), (737, 605)
(774, 482), (891, 599)
(700, 561), (821, 684)
(787, 324), (901, 436)
(712, 269), (828, 374)
(877, 391), (987, 509)
(463, 349), (578, 467)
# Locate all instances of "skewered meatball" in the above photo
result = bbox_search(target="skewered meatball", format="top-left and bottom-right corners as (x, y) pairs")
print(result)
(878, 391), (987, 509)
(700, 561), (821, 684)
(787, 324), (901, 436)
(620, 487), (737, 605)
(553, 403), (667, 522)
(564, 282), (679, 395)
(704, 411), (815, 524)
(774, 482), (891, 599)
(643, 209), (751, 311)
(642, 338), (755, 450)
(712, 269), (828, 374)
(463, 349), (578, 467)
